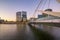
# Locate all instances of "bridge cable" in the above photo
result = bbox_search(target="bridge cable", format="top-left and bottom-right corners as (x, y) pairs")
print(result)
(33, 0), (51, 18)
(33, 0), (43, 18)
(40, 0), (47, 10)
(48, 0), (50, 9)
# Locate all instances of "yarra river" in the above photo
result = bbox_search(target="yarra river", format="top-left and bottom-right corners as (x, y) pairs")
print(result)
(0, 23), (60, 40)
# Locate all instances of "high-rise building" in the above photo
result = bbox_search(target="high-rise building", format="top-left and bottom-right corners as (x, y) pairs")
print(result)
(16, 11), (27, 22)
(16, 12), (22, 22)
(22, 11), (27, 21)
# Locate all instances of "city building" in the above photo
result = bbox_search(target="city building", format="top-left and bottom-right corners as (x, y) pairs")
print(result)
(38, 9), (52, 18)
(44, 9), (60, 19)
(22, 11), (27, 22)
(37, 9), (60, 20)
(16, 11), (27, 22)
(42, 9), (52, 17)
(0, 17), (4, 23)
(38, 15), (44, 18)
(16, 12), (22, 22)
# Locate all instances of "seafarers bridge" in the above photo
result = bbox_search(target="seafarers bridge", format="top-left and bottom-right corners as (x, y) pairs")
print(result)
(29, 11), (60, 27)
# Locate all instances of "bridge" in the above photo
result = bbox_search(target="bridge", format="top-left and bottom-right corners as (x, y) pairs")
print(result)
(28, 0), (60, 40)
(29, 11), (60, 27)
(29, 0), (60, 27)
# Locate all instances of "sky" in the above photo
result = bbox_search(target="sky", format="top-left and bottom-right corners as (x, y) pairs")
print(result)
(0, 0), (60, 21)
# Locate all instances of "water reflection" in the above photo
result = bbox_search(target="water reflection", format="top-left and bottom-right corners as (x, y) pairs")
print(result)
(16, 23), (35, 40)
(0, 23), (34, 40)
(17, 23), (26, 32)
(16, 23), (27, 40)
(0, 24), (17, 40)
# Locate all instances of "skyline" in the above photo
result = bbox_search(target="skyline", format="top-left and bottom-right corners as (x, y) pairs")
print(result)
(0, 0), (60, 21)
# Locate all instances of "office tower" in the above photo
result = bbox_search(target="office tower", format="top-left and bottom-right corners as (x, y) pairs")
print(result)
(16, 11), (27, 22)
(38, 15), (44, 18)
(16, 12), (22, 22)
(22, 11), (27, 21)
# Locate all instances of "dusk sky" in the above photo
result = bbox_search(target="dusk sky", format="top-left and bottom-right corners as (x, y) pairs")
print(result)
(0, 0), (60, 21)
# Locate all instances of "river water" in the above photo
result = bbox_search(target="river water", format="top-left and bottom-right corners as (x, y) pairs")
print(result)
(0, 24), (35, 40)
(0, 24), (60, 40)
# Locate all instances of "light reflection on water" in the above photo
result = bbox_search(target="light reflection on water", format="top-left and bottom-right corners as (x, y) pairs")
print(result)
(0, 24), (17, 40)
(0, 24), (34, 40)
(0, 23), (60, 40)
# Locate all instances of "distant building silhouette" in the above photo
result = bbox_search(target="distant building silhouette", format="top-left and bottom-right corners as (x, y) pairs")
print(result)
(38, 15), (44, 18)
(16, 12), (22, 22)
(22, 11), (27, 22)
(0, 17), (4, 23)
(16, 11), (27, 22)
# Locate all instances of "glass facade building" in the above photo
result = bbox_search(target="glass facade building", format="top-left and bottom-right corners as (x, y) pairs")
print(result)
(16, 12), (22, 22)
(38, 15), (44, 18)
(16, 11), (27, 22)
(22, 11), (27, 21)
